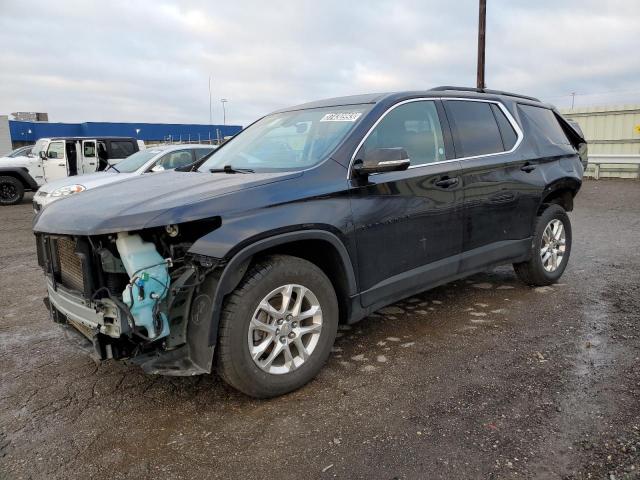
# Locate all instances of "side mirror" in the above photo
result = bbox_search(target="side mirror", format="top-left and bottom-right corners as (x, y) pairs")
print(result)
(352, 147), (410, 176)
(39, 151), (47, 160)
(150, 164), (165, 172)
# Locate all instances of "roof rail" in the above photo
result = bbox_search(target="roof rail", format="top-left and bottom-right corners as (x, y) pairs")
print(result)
(429, 86), (540, 102)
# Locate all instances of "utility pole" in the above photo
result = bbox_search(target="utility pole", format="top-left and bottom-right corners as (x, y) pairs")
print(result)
(570, 92), (576, 109)
(477, 0), (486, 90)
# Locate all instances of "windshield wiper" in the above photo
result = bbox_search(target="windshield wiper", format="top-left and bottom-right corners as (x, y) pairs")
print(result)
(209, 165), (254, 174)
(107, 163), (120, 173)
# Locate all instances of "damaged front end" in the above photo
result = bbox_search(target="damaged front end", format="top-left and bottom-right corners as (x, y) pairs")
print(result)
(35, 219), (222, 376)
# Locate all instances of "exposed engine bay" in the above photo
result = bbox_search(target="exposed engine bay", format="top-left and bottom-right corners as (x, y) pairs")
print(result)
(35, 220), (222, 375)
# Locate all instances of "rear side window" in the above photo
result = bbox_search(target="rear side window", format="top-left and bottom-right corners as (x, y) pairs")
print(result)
(360, 100), (446, 166)
(490, 104), (518, 150)
(109, 141), (136, 159)
(445, 101), (504, 157)
(518, 105), (570, 146)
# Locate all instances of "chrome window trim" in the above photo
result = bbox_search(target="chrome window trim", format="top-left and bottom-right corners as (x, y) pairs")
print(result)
(347, 97), (524, 178)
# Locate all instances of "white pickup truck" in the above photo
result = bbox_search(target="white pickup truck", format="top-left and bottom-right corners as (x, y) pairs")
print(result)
(0, 136), (143, 205)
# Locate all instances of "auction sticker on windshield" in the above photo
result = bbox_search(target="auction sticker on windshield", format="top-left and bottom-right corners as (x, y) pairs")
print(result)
(320, 112), (363, 122)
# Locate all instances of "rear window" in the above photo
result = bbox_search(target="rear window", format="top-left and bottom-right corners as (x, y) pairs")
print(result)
(445, 100), (504, 157)
(518, 105), (570, 146)
(109, 141), (136, 159)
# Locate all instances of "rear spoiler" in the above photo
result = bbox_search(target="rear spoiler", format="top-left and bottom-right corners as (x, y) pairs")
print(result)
(555, 111), (588, 168)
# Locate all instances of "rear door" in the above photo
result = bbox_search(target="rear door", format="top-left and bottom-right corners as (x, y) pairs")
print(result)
(349, 99), (463, 307)
(81, 140), (98, 173)
(443, 99), (532, 271)
(42, 140), (68, 182)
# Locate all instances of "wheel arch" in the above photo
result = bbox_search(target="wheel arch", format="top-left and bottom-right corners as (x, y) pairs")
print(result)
(206, 230), (357, 346)
(0, 167), (38, 191)
(537, 177), (581, 214)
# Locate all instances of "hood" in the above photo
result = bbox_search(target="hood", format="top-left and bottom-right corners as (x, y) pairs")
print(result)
(34, 170), (301, 235)
(0, 156), (33, 168)
(39, 171), (124, 193)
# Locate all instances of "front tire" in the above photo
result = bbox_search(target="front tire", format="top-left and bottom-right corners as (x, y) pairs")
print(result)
(216, 255), (338, 398)
(513, 204), (572, 286)
(0, 176), (25, 205)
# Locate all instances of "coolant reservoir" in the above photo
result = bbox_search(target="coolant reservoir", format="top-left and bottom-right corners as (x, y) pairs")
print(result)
(116, 233), (170, 339)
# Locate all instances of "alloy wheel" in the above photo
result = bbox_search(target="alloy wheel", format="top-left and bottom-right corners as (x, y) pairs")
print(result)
(247, 284), (323, 375)
(0, 183), (17, 202)
(540, 219), (566, 272)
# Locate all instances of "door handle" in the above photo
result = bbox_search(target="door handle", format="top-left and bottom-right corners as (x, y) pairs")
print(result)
(435, 177), (459, 188)
(58, 163), (65, 166)
(521, 163), (536, 173)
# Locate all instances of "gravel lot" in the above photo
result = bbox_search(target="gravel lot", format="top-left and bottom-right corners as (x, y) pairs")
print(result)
(1, 180), (639, 480)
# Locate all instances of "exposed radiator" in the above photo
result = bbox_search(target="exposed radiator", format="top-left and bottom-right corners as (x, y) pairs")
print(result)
(56, 237), (85, 292)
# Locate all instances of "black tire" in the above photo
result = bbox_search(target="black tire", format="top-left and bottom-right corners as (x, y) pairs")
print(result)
(0, 176), (25, 206)
(216, 254), (339, 398)
(513, 204), (572, 286)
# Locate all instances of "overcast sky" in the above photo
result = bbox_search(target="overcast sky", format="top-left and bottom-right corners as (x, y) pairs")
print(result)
(1, 0), (638, 126)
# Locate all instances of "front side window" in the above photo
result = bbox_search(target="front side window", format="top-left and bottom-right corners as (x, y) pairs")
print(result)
(445, 100), (504, 158)
(156, 150), (194, 170)
(195, 148), (215, 160)
(46, 141), (65, 159)
(359, 101), (446, 166)
(199, 105), (371, 173)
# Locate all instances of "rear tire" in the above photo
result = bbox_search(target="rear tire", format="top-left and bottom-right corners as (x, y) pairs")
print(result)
(513, 204), (572, 286)
(0, 176), (24, 205)
(216, 254), (338, 398)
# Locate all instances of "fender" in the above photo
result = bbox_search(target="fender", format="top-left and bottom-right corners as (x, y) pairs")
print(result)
(0, 167), (38, 191)
(204, 229), (358, 346)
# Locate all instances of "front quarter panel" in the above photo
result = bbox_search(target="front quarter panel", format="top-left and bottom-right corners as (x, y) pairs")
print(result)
(188, 160), (356, 262)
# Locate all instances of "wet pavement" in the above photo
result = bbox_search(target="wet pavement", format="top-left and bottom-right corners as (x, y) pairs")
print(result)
(1, 180), (639, 479)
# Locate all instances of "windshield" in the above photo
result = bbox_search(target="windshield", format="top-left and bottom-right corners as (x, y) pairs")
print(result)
(198, 105), (371, 173)
(31, 139), (48, 157)
(7, 146), (32, 157)
(110, 149), (163, 173)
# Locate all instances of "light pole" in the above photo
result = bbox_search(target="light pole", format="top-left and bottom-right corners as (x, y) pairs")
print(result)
(220, 98), (228, 125)
(208, 76), (213, 125)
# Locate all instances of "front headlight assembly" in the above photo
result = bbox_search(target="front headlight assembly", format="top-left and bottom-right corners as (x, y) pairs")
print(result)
(49, 184), (86, 198)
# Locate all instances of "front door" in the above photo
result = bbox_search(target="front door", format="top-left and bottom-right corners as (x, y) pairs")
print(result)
(42, 140), (68, 182)
(81, 140), (98, 173)
(349, 99), (463, 308)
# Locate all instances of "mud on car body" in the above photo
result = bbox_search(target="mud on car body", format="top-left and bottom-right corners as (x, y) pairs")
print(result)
(34, 87), (587, 398)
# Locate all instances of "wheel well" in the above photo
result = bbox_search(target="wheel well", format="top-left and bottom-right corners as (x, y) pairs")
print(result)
(539, 187), (577, 214)
(0, 171), (30, 190)
(250, 239), (353, 324)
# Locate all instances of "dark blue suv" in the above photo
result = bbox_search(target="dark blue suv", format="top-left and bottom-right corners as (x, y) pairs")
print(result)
(34, 87), (587, 397)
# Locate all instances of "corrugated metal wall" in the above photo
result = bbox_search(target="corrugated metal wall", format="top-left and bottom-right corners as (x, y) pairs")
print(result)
(559, 105), (640, 154)
(8, 120), (243, 144)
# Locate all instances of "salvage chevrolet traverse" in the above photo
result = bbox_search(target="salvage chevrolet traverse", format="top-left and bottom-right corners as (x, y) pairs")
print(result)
(34, 87), (587, 398)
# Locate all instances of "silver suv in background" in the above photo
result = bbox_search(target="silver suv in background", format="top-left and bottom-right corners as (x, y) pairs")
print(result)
(33, 144), (216, 211)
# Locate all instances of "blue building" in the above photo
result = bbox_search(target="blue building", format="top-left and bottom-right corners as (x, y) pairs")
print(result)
(9, 120), (242, 146)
